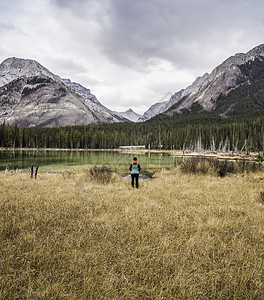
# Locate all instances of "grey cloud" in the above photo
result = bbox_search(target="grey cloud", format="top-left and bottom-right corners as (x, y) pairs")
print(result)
(45, 57), (90, 74)
(0, 22), (16, 31)
(91, 0), (264, 71)
(50, 0), (109, 19)
(44, 57), (101, 87)
(0, 22), (29, 38)
(48, 0), (264, 73)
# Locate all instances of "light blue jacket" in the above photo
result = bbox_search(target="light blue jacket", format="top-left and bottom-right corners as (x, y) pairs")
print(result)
(129, 162), (141, 174)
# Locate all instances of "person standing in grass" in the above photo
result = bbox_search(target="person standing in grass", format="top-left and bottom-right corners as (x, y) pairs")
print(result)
(129, 157), (141, 188)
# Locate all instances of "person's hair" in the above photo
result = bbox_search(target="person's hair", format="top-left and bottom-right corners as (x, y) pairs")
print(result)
(133, 157), (137, 161)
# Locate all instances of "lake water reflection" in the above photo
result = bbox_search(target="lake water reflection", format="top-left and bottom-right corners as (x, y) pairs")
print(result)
(0, 150), (174, 175)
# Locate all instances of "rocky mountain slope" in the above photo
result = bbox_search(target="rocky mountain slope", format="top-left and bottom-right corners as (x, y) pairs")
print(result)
(112, 108), (141, 123)
(138, 92), (173, 122)
(138, 73), (209, 122)
(0, 57), (138, 127)
(143, 43), (264, 121)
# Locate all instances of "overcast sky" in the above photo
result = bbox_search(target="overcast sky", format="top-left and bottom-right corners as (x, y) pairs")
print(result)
(0, 0), (264, 114)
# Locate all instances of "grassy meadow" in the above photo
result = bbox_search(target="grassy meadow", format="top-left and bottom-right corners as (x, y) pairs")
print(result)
(1, 164), (264, 299)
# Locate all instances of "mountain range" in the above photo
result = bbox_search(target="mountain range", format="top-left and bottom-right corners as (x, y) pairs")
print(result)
(1, 43), (264, 127)
(141, 44), (264, 122)
(0, 57), (139, 127)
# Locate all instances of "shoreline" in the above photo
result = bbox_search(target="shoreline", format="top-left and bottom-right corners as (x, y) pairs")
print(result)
(0, 147), (260, 161)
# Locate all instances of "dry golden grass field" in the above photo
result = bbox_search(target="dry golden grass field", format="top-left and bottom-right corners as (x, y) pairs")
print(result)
(1, 166), (264, 299)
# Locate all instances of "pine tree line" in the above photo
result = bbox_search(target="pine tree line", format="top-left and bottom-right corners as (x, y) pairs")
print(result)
(1, 116), (264, 153)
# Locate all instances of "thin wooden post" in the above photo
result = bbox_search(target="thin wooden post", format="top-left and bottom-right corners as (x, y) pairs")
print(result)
(35, 166), (39, 179)
(232, 124), (235, 155)
(30, 165), (34, 178)
(262, 131), (264, 157)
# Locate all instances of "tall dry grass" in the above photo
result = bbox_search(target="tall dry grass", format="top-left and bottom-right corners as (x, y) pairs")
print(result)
(1, 167), (264, 299)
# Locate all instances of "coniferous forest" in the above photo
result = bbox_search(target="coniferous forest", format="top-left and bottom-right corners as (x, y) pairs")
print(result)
(1, 115), (264, 153)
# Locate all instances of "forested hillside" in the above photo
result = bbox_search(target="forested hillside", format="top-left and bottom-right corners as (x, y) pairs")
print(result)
(1, 115), (264, 152)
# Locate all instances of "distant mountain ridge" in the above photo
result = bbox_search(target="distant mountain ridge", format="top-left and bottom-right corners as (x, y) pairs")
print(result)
(138, 74), (210, 122)
(112, 108), (141, 123)
(0, 57), (139, 127)
(138, 92), (173, 122)
(142, 43), (264, 121)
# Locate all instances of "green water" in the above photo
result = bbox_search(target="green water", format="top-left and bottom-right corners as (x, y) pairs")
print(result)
(0, 150), (174, 175)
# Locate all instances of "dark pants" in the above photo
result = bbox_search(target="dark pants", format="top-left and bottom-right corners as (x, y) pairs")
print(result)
(131, 174), (139, 188)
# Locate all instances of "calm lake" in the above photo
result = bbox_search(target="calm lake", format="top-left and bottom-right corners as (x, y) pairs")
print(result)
(0, 150), (175, 176)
